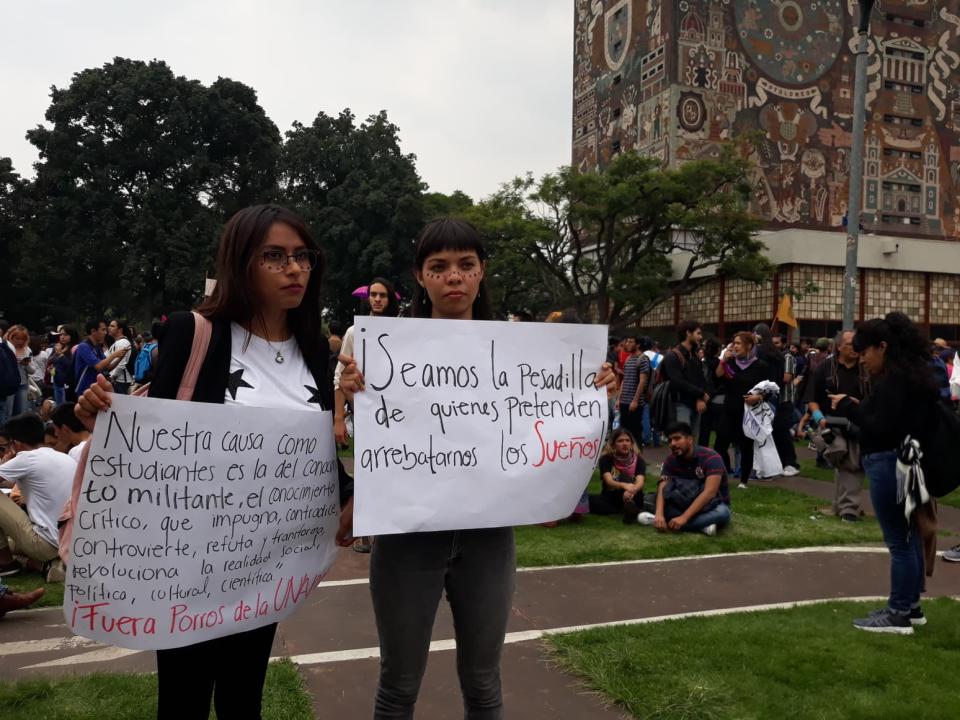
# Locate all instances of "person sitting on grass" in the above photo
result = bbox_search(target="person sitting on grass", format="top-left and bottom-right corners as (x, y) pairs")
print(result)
(0, 413), (75, 578)
(644, 421), (731, 536)
(50, 402), (91, 462)
(588, 428), (646, 523)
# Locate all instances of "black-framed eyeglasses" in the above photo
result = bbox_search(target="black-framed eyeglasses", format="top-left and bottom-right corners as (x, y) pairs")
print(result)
(259, 248), (319, 273)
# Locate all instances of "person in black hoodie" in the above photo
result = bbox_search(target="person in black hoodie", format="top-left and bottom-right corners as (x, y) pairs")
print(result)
(834, 313), (938, 635)
(77, 205), (354, 719)
(713, 331), (771, 489)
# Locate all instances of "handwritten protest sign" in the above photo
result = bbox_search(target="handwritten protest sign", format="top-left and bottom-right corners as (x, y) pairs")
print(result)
(353, 317), (607, 535)
(64, 395), (340, 650)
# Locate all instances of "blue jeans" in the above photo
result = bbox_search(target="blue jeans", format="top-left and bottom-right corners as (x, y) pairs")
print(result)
(11, 383), (27, 416)
(53, 385), (66, 405)
(370, 527), (515, 719)
(863, 451), (924, 613)
(641, 404), (659, 446)
(683, 502), (731, 532)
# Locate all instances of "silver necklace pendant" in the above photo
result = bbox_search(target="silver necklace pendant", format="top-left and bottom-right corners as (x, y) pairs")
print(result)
(275, 350), (285, 364)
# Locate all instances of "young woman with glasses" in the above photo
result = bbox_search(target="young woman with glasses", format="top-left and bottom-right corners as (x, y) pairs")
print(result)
(77, 204), (354, 719)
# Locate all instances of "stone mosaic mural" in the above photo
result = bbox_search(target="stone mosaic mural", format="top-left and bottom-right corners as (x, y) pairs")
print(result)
(573, 0), (960, 239)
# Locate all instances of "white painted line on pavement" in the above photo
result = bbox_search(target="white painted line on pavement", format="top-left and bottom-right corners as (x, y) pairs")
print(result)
(287, 595), (917, 666)
(315, 545), (892, 588)
(0, 636), (100, 657)
(20, 646), (142, 669)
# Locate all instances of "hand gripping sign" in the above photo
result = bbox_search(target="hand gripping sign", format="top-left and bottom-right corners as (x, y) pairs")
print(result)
(64, 395), (339, 650)
(352, 317), (608, 536)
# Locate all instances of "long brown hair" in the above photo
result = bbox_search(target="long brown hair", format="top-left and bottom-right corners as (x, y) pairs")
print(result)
(196, 205), (327, 370)
(411, 218), (492, 320)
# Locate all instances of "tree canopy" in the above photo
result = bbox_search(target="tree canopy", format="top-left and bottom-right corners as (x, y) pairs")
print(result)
(466, 146), (771, 329)
(2, 57), (772, 332)
(278, 110), (424, 321)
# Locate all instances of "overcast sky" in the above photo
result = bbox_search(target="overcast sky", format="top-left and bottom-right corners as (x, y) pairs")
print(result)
(2, 0), (574, 200)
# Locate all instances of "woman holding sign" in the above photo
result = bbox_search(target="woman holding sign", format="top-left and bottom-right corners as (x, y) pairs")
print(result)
(338, 217), (614, 719)
(77, 204), (354, 720)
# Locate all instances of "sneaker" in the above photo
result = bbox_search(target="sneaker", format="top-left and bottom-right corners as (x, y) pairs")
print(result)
(853, 608), (913, 635)
(840, 514), (860, 523)
(868, 607), (926, 626)
(0, 561), (21, 578)
(942, 544), (960, 562)
(636, 511), (656, 526)
(737, 482), (749, 490)
(45, 559), (65, 583)
(701, 523), (717, 537)
(782, 465), (800, 477)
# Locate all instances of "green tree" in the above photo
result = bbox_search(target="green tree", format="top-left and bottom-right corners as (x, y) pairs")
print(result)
(21, 57), (280, 326)
(470, 146), (771, 329)
(278, 110), (424, 321)
(423, 190), (473, 220)
(0, 158), (28, 317)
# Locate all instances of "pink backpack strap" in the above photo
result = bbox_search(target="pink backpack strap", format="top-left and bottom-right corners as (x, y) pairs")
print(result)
(58, 312), (212, 563)
(176, 311), (213, 401)
(58, 441), (92, 564)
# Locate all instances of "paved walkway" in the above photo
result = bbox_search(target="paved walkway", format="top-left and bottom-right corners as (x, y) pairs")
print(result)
(4, 452), (960, 719)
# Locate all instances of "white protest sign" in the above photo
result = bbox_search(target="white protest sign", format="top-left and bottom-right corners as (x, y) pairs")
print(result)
(64, 394), (340, 650)
(353, 317), (608, 535)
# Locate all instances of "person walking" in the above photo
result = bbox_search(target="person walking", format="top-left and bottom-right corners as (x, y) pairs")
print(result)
(337, 217), (613, 719)
(77, 204), (355, 720)
(106, 320), (134, 395)
(833, 313), (939, 634)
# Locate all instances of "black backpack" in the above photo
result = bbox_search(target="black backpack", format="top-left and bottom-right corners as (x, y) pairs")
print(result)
(0, 342), (20, 397)
(921, 400), (960, 498)
(648, 348), (684, 431)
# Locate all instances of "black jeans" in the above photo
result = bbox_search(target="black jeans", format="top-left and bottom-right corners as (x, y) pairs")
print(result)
(715, 415), (755, 485)
(156, 623), (277, 720)
(618, 403), (644, 444)
(772, 401), (798, 468)
(370, 527), (515, 719)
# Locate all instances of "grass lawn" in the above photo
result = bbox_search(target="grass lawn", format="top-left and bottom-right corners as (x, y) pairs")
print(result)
(0, 659), (312, 720)
(514, 472), (883, 567)
(547, 598), (960, 720)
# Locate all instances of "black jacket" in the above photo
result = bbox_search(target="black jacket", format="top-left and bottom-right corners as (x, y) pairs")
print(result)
(662, 345), (706, 408)
(152, 311), (353, 504)
(841, 369), (938, 456)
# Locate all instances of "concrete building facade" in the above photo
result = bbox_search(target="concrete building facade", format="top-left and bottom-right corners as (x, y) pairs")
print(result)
(573, 0), (960, 338)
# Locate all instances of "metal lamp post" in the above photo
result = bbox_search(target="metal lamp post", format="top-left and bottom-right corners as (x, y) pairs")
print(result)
(842, 0), (876, 330)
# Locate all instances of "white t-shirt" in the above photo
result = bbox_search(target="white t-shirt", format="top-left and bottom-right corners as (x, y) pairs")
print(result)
(333, 326), (355, 390)
(224, 323), (326, 412)
(68, 439), (89, 463)
(0, 446), (76, 547)
(109, 337), (133, 384)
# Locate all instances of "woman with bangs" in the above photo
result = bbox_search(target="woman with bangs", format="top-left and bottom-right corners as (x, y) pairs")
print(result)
(338, 217), (614, 719)
(77, 204), (354, 720)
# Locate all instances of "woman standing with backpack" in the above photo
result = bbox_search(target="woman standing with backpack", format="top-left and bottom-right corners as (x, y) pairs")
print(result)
(77, 204), (354, 719)
(338, 218), (613, 718)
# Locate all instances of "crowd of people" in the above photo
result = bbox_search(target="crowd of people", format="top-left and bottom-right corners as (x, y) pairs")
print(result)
(1, 202), (958, 716)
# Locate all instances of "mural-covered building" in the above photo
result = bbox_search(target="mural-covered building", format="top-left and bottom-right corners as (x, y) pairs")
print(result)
(573, 0), (960, 338)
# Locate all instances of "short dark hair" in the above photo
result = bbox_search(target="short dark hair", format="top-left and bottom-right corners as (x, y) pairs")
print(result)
(638, 336), (653, 351)
(773, 333), (787, 344)
(327, 320), (345, 338)
(2, 414), (45, 446)
(676, 320), (702, 343)
(411, 217), (492, 320)
(85, 318), (105, 335)
(663, 421), (693, 438)
(51, 402), (85, 433)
